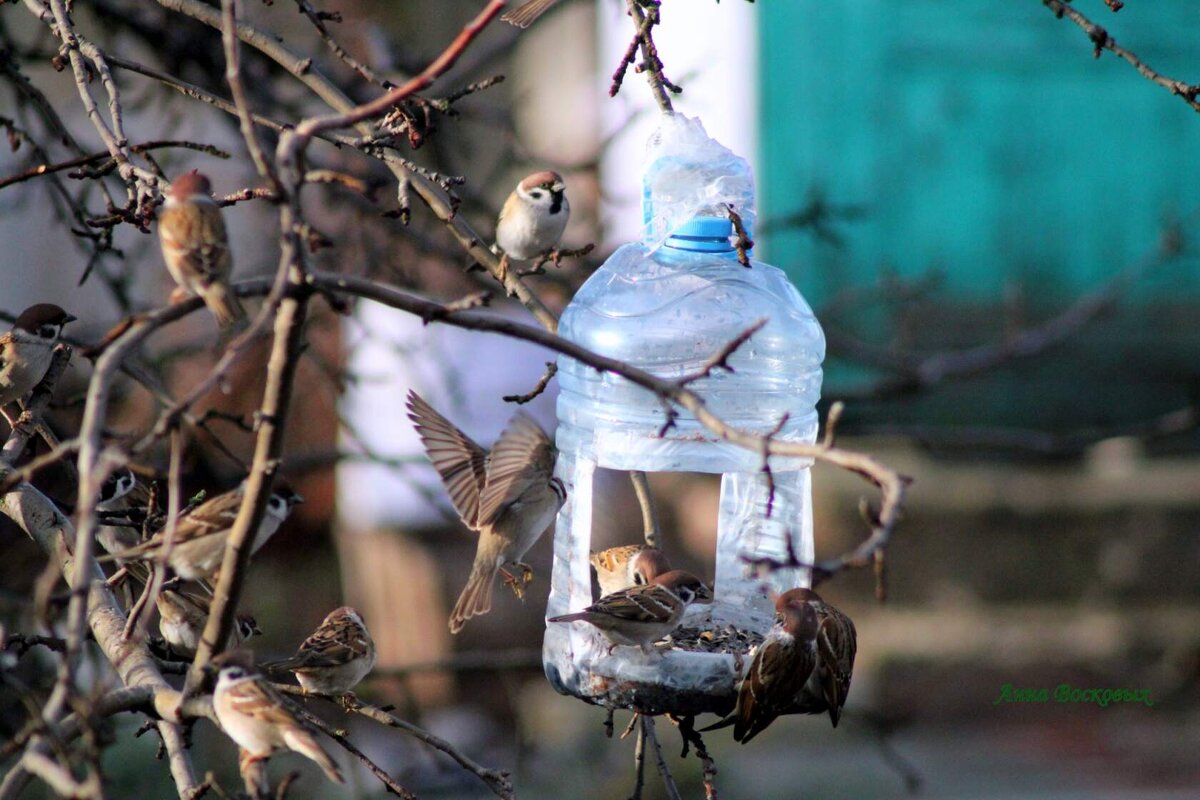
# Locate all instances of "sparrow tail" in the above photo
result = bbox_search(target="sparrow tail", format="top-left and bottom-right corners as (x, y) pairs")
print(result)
(282, 729), (343, 784)
(201, 284), (246, 328)
(697, 715), (736, 734)
(449, 563), (497, 634)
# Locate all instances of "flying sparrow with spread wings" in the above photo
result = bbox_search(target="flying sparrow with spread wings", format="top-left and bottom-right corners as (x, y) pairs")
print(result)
(0, 304), (75, 415)
(262, 607), (376, 695)
(548, 569), (712, 654)
(784, 588), (857, 728)
(158, 170), (245, 328)
(701, 589), (819, 743)
(407, 390), (565, 634)
(103, 480), (302, 581)
(211, 651), (343, 784)
(591, 544), (671, 598)
(494, 171), (569, 280)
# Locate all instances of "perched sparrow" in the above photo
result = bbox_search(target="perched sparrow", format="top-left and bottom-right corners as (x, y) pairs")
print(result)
(701, 589), (819, 743)
(157, 585), (261, 659)
(158, 170), (245, 328)
(591, 544), (671, 598)
(212, 651), (343, 784)
(785, 588), (857, 728)
(0, 304), (75, 410)
(500, 0), (561, 28)
(406, 390), (565, 634)
(104, 481), (303, 580)
(95, 468), (147, 560)
(262, 607), (376, 694)
(548, 570), (712, 654)
(494, 171), (569, 277)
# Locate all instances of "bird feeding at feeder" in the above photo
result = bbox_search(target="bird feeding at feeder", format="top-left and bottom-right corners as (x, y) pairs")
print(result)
(548, 569), (712, 655)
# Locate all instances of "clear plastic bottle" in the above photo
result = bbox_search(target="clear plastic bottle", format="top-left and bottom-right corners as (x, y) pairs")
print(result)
(543, 200), (826, 714)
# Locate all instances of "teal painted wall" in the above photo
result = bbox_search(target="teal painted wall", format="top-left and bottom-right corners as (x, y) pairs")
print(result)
(758, 2), (1200, 306)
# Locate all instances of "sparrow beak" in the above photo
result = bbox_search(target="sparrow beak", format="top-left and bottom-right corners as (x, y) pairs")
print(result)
(292, 492), (305, 504)
(63, 314), (78, 324)
(551, 180), (565, 193)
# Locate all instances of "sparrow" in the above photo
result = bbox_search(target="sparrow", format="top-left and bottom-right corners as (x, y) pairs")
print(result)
(406, 390), (565, 634)
(701, 589), (819, 743)
(261, 607), (376, 695)
(591, 544), (671, 598)
(211, 650), (343, 784)
(500, 0), (562, 28)
(0, 304), (75, 411)
(102, 481), (303, 581)
(158, 170), (245, 328)
(156, 584), (262, 659)
(95, 468), (148, 561)
(548, 569), (712, 654)
(785, 588), (857, 728)
(494, 171), (569, 279)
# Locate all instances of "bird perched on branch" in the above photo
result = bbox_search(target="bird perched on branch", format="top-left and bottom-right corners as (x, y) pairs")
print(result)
(0, 303), (75, 413)
(157, 585), (262, 659)
(262, 607), (376, 695)
(95, 468), (147, 561)
(102, 480), (302, 581)
(494, 171), (570, 280)
(158, 170), (245, 328)
(591, 544), (671, 597)
(701, 589), (819, 743)
(548, 569), (712, 654)
(406, 390), (565, 634)
(211, 651), (343, 784)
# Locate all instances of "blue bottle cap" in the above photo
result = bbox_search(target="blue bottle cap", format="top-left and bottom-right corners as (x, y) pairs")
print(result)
(665, 216), (735, 252)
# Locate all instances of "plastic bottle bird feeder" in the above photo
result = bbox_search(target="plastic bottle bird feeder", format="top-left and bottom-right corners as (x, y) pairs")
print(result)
(542, 115), (826, 716)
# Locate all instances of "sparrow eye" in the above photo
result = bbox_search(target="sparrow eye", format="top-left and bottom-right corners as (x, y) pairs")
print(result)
(529, 190), (544, 199)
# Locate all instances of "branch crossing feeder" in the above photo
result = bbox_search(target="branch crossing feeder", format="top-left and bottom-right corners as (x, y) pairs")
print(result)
(543, 115), (826, 715)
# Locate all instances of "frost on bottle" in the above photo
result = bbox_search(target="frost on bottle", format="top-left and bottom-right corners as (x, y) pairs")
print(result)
(542, 115), (825, 716)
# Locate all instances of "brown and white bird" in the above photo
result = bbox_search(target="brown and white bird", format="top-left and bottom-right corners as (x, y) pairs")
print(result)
(0, 304), (75, 411)
(785, 588), (857, 728)
(500, 0), (563, 28)
(95, 468), (147, 561)
(548, 569), (712, 654)
(211, 651), (343, 784)
(494, 171), (569, 278)
(701, 589), (820, 743)
(158, 170), (245, 328)
(262, 607), (376, 695)
(157, 586), (262, 659)
(591, 544), (671, 598)
(407, 391), (565, 633)
(104, 481), (302, 581)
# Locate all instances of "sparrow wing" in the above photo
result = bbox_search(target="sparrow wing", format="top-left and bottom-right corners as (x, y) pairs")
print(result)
(0, 331), (11, 371)
(406, 391), (487, 527)
(817, 609), (857, 726)
(225, 676), (302, 727)
(476, 412), (555, 528)
(168, 489), (243, 542)
(500, 0), (558, 28)
(553, 583), (677, 625)
(735, 631), (816, 743)
(277, 616), (369, 670)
